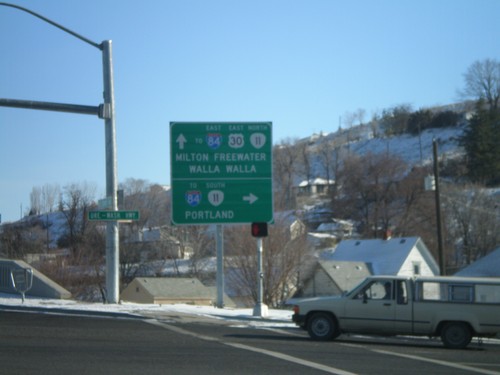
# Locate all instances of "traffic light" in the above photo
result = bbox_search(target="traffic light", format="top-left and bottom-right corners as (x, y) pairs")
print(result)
(251, 222), (268, 237)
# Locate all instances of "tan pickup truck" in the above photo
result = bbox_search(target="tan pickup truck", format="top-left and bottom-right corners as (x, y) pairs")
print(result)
(292, 275), (500, 348)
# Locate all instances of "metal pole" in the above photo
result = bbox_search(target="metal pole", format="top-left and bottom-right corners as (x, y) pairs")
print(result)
(0, 3), (121, 302)
(216, 225), (224, 308)
(253, 237), (268, 317)
(433, 139), (445, 276)
(0, 98), (102, 117)
(102, 40), (120, 303)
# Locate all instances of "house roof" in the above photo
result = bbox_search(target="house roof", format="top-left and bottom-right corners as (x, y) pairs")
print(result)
(321, 237), (439, 275)
(318, 260), (372, 291)
(131, 277), (213, 299)
(298, 178), (335, 187)
(454, 248), (500, 277)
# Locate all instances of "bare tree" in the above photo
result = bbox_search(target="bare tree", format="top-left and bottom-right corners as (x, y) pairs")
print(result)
(29, 184), (61, 216)
(120, 178), (169, 229)
(462, 58), (500, 111)
(332, 152), (408, 237)
(58, 182), (96, 257)
(173, 225), (215, 278)
(296, 140), (313, 183)
(41, 184), (60, 213)
(225, 216), (309, 307)
(0, 221), (46, 258)
(273, 138), (300, 210)
(29, 186), (42, 216)
(444, 185), (500, 267)
(315, 134), (342, 189)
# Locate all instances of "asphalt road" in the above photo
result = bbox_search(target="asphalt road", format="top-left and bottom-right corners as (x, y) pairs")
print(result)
(1, 311), (499, 375)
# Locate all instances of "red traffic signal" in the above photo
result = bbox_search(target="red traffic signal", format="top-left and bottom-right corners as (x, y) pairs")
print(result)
(251, 222), (268, 237)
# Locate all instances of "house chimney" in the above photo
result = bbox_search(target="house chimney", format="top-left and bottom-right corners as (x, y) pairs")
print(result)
(384, 229), (392, 240)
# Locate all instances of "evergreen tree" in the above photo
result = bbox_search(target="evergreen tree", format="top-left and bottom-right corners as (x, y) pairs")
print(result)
(460, 101), (500, 186)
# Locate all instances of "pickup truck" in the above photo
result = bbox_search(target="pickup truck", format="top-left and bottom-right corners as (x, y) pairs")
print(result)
(292, 275), (500, 348)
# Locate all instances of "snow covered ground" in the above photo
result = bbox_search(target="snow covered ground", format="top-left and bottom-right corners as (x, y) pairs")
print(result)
(0, 292), (295, 328)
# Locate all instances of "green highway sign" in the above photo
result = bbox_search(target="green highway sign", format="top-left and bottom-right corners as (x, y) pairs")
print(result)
(170, 122), (273, 225)
(88, 210), (140, 221)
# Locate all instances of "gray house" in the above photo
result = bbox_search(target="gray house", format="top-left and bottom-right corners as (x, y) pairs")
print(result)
(121, 277), (234, 306)
(296, 260), (371, 298)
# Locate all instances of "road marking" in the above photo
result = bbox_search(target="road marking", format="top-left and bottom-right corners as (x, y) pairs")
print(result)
(226, 341), (358, 375)
(261, 327), (304, 337)
(146, 319), (358, 375)
(371, 349), (500, 375)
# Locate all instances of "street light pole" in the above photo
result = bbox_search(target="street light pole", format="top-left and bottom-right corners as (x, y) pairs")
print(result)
(101, 40), (120, 303)
(0, 3), (120, 302)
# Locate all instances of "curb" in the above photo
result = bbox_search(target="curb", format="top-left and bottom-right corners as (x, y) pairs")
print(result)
(0, 304), (143, 320)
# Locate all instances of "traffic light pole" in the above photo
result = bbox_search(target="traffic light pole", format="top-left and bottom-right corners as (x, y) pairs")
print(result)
(216, 225), (224, 308)
(253, 237), (268, 317)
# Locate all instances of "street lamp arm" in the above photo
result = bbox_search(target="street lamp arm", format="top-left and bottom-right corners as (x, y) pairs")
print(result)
(0, 2), (101, 50)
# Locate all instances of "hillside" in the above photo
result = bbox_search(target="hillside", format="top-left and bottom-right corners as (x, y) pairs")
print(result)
(1, 117), (467, 244)
(292, 121), (465, 189)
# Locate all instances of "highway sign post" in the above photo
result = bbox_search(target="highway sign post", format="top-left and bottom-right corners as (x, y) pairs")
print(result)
(170, 122), (273, 225)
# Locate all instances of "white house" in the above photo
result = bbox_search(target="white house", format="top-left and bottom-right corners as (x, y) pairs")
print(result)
(292, 237), (439, 299)
(294, 178), (335, 196)
(321, 237), (440, 277)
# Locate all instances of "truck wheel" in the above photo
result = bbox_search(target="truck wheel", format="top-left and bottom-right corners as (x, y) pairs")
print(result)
(441, 322), (472, 349)
(307, 313), (339, 341)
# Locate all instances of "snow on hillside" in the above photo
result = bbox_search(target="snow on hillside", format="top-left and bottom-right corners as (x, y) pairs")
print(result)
(350, 126), (464, 165)
(303, 125), (464, 186)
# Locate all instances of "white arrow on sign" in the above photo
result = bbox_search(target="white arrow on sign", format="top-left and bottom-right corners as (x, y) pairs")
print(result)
(176, 134), (187, 150)
(243, 193), (258, 204)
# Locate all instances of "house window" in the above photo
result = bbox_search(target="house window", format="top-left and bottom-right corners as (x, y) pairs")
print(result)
(413, 262), (421, 275)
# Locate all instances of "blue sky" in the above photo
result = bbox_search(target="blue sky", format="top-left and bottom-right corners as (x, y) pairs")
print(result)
(1, 0), (500, 222)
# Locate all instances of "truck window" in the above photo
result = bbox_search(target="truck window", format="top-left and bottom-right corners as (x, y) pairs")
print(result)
(418, 281), (489, 303)
(396, 280), (408, 304)
(355, 281), (392, 300)
(449, 284), (473, 302)
(475, 284), (500, 303)
(418, 281), (444, 301)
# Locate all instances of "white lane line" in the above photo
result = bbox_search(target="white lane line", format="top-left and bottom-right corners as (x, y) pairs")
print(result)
(371, 348), (500, 375)
(146, 319), (358, 375)
(226, 341), (358, 375)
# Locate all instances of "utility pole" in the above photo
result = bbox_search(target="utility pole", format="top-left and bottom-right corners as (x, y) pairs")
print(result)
(433, 139), (445, 276)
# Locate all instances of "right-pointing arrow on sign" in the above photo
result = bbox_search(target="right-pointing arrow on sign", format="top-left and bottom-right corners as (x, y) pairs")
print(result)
(243, 193), (258, 204)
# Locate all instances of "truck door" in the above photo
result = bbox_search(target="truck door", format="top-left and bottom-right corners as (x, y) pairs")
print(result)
(394, 280), (413, 333)
(342, 280), (396, 333)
